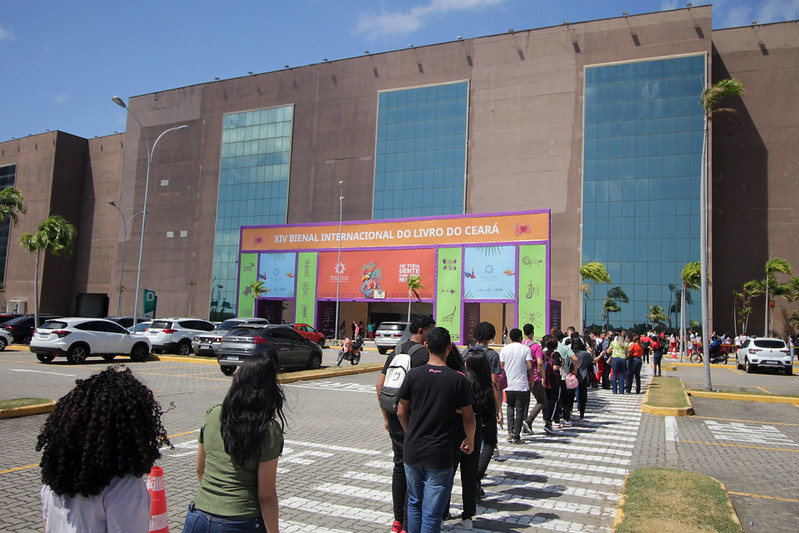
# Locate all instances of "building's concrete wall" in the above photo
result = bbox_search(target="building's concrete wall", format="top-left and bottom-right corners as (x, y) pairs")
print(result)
(711, 22), (799, 335)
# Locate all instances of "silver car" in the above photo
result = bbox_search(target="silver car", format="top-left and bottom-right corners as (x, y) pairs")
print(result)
(736, 337), (793, 375)
(374, 322), (411, 355)
(192, 317), (269, 356)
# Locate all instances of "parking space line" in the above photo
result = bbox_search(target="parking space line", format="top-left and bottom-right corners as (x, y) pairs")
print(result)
(680, 439), (799, 453)
(695, 415), (799, 427)
(755, 386), (773, 395)
(728, 491), (799, 503)
(0, 463), (38, 475)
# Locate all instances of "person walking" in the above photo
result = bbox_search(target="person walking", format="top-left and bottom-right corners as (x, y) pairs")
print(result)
(499, 328), (533, 444)
(521, 324), (546, 435)
(609, 334), (628, 394)
(541, 336), (562, 435)
(376, 315), (436, 533)
(626, 335), (644, 394)
(182, 354), (286, 532)
(652, 338), (663, 377)
(37, 366), (171, 533)
(397, 327), (476, 533)
(570, 337), (595, 424)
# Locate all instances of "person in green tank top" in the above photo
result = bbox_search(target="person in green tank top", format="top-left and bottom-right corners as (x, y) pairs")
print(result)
(182, 353), (286, 532)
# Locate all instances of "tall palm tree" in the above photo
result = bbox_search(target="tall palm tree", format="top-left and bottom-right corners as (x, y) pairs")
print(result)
(699, 78), (744, 391)
(579, 261), (611, 330)
(19, 215), (76, 328)
(406, 275), (424, 322)
(763, 257), (793, 335)
(0, 187), (26, 224)
(647, 305), (668, 331)
(681, 262), (701, 363)
(602, 286), (628, 329)
(247, 279), (268, 318)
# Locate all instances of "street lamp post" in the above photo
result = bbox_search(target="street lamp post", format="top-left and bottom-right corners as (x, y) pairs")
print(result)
(334, 180), (344, 344)
(108, 201), (145, 316)
(112, 96), (189, 325)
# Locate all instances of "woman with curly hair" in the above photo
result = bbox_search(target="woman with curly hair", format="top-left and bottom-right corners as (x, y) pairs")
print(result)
(37, 365), (170, 532)
(182, 353), (286, 532)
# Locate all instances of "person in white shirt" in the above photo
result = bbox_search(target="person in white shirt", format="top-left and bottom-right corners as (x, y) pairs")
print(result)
(499, 328), (533, 443)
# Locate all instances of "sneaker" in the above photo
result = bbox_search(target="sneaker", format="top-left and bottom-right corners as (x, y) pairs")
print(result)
(506, 435), (514, 443)
(391, 520), (404, 533)
(544, 424), (556, 435)
(521, 420), (533, 435)
(493, 446), (501, 458)
(513, 438), (522, 444)
(442, 518), (473, 530)
(561, 420), (571, 428)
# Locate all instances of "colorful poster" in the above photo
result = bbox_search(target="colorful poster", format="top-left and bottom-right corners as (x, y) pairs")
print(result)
(237, 253), (259, 317)
(242, 211), (549, 252)
(258, 252), (296, 298)
(294, 252), (317, 325)
(436, 248), (462, 343)
(463, 246), (516, 301)
(317, 249), (436, 300)
(517, 244), (547, 334)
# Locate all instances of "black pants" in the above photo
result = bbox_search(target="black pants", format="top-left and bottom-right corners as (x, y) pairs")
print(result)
(542, 385), (559, 423)
(558, 381), (575, 422)
(386, 414), (407, 525)
(601, 358), (611, 388)
(447, 415), (483, 519)
(526, 381), (546, 424)
(476, 406), (498, 483)
(505, 390), (530, 440)
(577, 377), (589, 418)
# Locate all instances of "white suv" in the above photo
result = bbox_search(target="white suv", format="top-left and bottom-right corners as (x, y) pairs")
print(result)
(736, 337), (793, 375)
(145, 317), (215, 355)
(30, 317), (151, 364)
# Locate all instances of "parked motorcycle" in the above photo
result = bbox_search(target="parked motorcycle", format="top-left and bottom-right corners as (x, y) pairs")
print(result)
(336, 336), (363, 366)
(692, 339), (727, 364)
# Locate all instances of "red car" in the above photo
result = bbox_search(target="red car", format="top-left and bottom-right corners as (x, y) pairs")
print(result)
(291, 323), (326, 347)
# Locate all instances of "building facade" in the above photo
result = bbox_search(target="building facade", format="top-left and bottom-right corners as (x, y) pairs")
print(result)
(0, 6), (797, 336)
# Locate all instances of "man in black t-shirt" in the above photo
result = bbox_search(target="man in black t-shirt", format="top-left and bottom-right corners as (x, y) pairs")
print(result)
(375, 315), (435, 533)
(397, 327), (475, 533)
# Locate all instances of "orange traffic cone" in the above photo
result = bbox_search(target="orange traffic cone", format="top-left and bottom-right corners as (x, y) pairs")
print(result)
(147, 466), (169, 533)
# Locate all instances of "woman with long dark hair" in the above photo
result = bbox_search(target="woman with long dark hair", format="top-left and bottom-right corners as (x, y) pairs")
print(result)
(570, 337), (595, 423)
(37, 366), (170, 532)
(443, 344), (494, 530)
(183, 354), (286, 532)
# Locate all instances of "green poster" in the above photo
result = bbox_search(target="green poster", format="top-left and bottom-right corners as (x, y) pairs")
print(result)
(295, 252), (318, 325)
(237, 253), (259, 317)
(142, 289), (157, 319)
(517, 244), (547, 334)
(436, 247), (462, 343)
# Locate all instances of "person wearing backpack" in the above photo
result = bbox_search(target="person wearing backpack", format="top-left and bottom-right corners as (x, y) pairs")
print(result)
(541, 336), (562, 435)
(462, 322), (503, 498)
(376, 315), (436, 533)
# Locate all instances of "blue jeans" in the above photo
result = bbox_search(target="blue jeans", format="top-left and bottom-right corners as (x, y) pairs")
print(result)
(403, 464), (455, 533)
(611, 357), (627, 394)
(182, 504), (264, 532)
(653, 351), (663, 375)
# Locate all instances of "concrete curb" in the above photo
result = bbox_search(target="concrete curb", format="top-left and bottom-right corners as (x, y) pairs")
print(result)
(0, 401), (56, 419)
(687, 390), (799, 404)
(612, 473), (630, 531)
(641, 377), (694, 416)
(713, 476), (744, 530)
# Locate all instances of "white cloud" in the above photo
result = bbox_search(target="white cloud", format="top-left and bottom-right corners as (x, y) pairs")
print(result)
(0, 24), (15, 42)
(54, 94), (68, 104)
(356, 0), (506, 39)
(756, 0), (799, 24)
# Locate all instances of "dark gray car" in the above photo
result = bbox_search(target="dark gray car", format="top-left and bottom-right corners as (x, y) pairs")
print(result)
(217, 325), (323, 375)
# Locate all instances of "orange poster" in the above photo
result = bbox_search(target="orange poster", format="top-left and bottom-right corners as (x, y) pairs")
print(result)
(317, 249), (436, 300)
(241, 211), (549, 252)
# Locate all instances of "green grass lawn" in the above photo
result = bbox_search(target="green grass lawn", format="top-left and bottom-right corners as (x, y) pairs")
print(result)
(645, 377), (691, 409)
(616, 468), (742, 532)
(0, 397), (51, 410)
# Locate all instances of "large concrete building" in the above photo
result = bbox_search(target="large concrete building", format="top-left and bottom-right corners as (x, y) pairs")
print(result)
(0, 6), (796, 338)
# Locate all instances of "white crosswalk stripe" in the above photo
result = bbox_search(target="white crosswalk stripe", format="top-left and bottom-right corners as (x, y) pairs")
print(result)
(273, 370), (651, 532)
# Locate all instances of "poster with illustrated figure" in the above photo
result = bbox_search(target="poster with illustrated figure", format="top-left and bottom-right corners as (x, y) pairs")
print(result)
(463, 246), (516, 300)
(317, 249), (435, 300)
(258, 252), (297, 298)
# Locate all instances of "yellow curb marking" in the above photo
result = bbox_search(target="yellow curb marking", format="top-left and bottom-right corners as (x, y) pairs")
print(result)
(755, 386), (773, 395)
(694, 415), (799, 427)
(728, 491), (799, 503)
(680, 439), (799, 453)
(1, 429), (201, 476)
(0, 463), (39, 475)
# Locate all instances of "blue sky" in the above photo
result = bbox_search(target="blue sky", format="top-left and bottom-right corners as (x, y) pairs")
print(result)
(1, 0), (796, 141)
